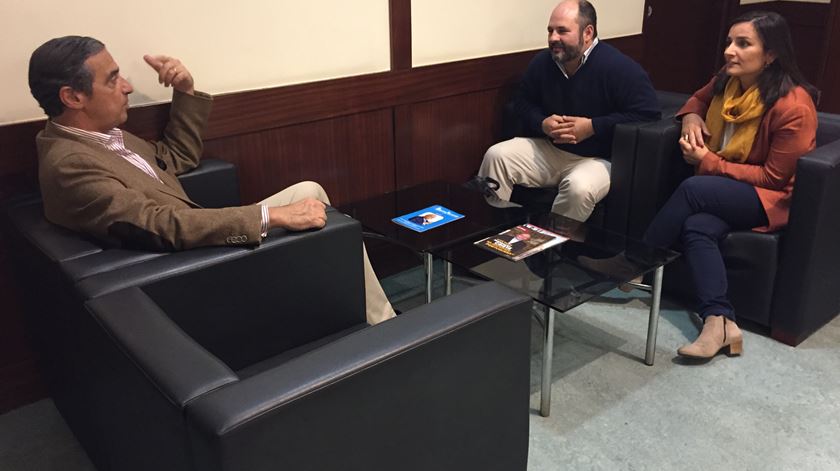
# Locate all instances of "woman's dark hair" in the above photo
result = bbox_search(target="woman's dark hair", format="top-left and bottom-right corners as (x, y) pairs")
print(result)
(713, 11), (819, 108)
(28, 36), (105, 118)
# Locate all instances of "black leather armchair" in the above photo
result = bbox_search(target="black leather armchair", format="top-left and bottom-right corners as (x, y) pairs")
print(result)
(3, 160), (533, 470)
(85, 279), (531, 471)
(627, 99), (840, 345)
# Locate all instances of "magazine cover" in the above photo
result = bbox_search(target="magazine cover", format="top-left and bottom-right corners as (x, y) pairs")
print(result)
(391, 205), (465, 232)
(474, 224), (568, 261)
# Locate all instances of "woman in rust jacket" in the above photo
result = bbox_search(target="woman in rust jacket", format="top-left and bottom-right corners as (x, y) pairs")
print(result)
(646, 11), (818, 359)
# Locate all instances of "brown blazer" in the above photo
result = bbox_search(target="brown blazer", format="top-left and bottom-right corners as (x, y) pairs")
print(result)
(36, 90), (262, 250)
(677, 78), (818, 232)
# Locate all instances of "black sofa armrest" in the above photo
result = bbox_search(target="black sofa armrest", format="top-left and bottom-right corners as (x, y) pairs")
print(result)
(177, 158), (241, 208)
(770, 137), (840, 344)
(184, 281), (532, 471)
(625, 118), (693, 239)
(605, 120), (656, 235)
(85, 287), (238, 407)
(74, 208), (359, 298)
(3, 197), (104, 263)
(78, 208), (366, 370)
(3, 158), (242, 275)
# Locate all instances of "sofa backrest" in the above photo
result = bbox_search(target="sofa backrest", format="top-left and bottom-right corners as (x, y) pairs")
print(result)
(816, 111), (840, 147)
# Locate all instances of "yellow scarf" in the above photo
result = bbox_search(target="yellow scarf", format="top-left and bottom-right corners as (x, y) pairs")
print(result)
(705, 77), (765, 163)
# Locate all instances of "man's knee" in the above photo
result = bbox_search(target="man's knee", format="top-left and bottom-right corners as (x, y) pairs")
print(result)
(558, 175), (609, 206)
(479, 141), (512, 174)
(290, 181), (330, 204)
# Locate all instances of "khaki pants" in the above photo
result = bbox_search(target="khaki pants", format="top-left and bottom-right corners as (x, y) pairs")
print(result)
(478, 137), (611, 222)
(260, 181), (396, 325)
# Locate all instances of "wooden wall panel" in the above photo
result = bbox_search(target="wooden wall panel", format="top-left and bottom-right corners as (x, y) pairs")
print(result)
(395, 89), (504, 188)
(0, 239), (47, 412)
(203, 109), (395, 206)
(818, 0), (840, 113)
(389, 0), (412, 70)
(734, 2), (830, 88)
(641, 0), (735, 94)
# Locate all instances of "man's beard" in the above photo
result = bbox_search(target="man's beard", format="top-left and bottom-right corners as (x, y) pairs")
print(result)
(550, 38), (583, 65)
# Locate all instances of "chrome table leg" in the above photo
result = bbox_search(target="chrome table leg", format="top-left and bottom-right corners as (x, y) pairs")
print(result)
(645, 265), (664, 366)
(424, 252), (434, 304)
(540, 306), (556, 417)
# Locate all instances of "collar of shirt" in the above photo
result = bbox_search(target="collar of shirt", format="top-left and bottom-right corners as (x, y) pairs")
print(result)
(554, 37), (599, 79)
(51, 121), (162, 182)
(52, 121), (124, 146)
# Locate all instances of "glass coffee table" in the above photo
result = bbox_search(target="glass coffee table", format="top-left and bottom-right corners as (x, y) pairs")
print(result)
(339, 181), (530, 302)
(433, 213), (680, 417)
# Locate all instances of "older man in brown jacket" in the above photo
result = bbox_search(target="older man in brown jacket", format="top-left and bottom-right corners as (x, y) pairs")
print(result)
(29, 36), (395, 324)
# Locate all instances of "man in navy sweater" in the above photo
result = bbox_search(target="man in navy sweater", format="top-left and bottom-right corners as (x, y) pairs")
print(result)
(478, 0), (660, 221)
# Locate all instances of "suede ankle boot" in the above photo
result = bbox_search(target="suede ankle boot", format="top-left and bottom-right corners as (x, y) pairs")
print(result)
(677, 315), (743, 359)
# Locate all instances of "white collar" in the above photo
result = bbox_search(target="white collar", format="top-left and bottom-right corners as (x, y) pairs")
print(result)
(554, 37), (599, 78)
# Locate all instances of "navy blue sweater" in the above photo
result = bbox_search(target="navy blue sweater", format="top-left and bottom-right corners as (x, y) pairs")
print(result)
(513, 42), (660, 159)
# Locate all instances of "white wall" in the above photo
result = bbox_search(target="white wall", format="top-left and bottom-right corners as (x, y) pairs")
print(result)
(0, 0), (390, 125)
(412, 0), (646, 67)
(1, 0), (654, 125)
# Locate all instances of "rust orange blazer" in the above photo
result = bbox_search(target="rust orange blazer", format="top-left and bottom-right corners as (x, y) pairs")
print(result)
(677, 77), (817, 232)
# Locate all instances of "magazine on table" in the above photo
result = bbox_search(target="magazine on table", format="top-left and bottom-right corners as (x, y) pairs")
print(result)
(474, 223), (568, 261)
(391, 205), (465, 232)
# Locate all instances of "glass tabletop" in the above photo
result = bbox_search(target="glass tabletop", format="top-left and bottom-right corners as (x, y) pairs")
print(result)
(338, 181), (531, 253)
(434, 213), (680, 313)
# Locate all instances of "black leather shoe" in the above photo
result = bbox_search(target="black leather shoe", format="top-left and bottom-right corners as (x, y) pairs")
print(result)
(463, 176), (500, 198)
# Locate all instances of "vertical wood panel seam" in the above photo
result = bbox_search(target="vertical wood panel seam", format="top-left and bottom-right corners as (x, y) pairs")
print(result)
(389, 0), (412, 71)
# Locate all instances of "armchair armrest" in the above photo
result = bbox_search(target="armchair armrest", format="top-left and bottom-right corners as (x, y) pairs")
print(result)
(604, 120), (656, 235)
(771, 137), (840, 343)
(2, 158), (242, 282)
(626, 118), (693, 239)
(177, 158), (241, 208)
(78, 208), (366, 370)
(184, 281), (532, 471)
(85, 287), (238, 407)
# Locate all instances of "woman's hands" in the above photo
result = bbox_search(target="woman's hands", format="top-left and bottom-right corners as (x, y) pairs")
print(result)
(681, 113), (710, 148)
(680, 113), (710, 165)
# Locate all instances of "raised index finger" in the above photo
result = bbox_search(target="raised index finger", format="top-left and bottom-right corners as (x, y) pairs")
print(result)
(143, 54), (169, 72)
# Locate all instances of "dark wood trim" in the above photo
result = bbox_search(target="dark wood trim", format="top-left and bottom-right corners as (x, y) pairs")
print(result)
(393, 104), (413, 190)
(715, 0), (741, 70)
(818, 0), (840, 113)
(732, 0), (831, 87)
(0, 120), (43, 192)
(389, 0), (412, 70)
(606, 34), (644, 64)
(203, 50), (536, 140)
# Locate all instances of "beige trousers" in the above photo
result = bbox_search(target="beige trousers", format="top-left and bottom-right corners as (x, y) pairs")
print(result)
(260, 181), (396, 325)
(477, 137), (611, 222)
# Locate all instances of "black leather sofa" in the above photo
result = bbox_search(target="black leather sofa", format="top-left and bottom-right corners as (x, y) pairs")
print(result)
(626, 95), (840, 345)
(3, 160), (533, 470)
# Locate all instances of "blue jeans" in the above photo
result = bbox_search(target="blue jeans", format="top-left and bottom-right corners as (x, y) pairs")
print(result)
(643, 176), (768, 320)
